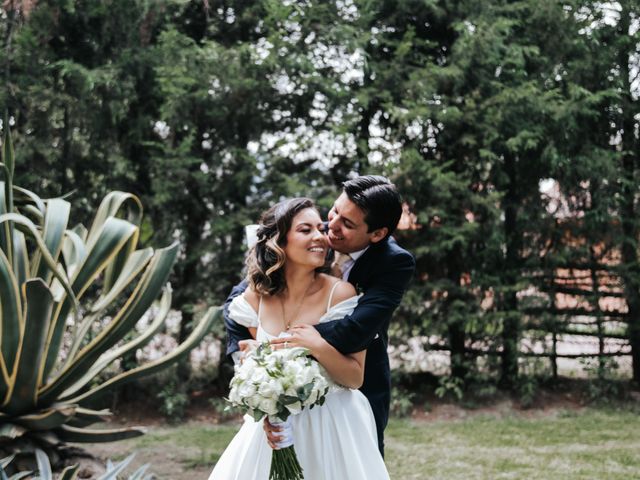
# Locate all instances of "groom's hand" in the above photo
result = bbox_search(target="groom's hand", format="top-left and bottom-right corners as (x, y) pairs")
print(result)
(263, 417), (283, 449)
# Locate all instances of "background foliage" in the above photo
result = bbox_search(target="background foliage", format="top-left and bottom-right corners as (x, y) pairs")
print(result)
(2, 0), (640, 398)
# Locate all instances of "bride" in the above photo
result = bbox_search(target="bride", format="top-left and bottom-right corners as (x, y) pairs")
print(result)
(209, 198), (390, 480)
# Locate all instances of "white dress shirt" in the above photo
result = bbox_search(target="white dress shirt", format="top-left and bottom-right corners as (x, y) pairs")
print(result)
(339, 246), (369, 281)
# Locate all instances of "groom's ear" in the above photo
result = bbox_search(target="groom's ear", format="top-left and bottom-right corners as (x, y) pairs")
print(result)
(369, 227), (388, 244)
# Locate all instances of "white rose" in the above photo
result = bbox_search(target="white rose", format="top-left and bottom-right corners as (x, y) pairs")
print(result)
(259, 397), (279, 416)
(258, 378), (284, 399)
(246, 394), (261, 410)
(283, 361), (303, 382)
(237, 382), (257, 400)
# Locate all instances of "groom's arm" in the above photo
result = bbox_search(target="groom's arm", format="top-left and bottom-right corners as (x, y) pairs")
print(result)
(315, 251), (415, 354)
(223, 279), (252, 360)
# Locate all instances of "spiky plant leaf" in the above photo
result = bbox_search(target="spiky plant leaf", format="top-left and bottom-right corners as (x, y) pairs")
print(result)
(0, 150), (216, 466)
(0, 455), (15, 470)
(34, 449), (52, 480)
(55, 426), (144, 443)
(13, 405), (77, 431)
(3, 280), (54, 414)
(58, 464), (79, 480)
(0, 248), (21, 389)
(66, 306), (219, 405)
(96, 453), (136, 480)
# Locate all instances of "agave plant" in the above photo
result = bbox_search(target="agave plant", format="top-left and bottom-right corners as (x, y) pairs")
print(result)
(0, 128), (219, 464)
(0, 448), (153, 479)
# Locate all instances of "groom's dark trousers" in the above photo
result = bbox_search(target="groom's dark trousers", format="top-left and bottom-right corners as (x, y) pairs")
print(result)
(224, 236), (415, 456)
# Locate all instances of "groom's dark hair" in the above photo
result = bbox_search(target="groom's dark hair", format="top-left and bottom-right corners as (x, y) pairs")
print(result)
(342, 175), (402, 238)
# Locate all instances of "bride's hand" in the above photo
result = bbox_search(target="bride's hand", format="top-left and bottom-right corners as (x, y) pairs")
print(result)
(238, 339), (260, 362)
(271, 325), (325, 354)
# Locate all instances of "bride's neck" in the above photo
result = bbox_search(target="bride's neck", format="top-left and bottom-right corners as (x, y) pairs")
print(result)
(282, 265), (316, 299)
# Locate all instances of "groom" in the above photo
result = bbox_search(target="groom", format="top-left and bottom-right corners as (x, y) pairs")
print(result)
(223, 175), (415, 455)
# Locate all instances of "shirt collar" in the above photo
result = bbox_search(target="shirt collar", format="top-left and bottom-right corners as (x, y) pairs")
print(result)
(348, 245), (369, 262)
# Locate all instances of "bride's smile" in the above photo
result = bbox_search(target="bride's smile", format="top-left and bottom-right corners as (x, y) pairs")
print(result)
(283, 208), (328, 268)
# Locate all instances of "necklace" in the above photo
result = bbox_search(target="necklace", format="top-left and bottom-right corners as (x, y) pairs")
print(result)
(279, 276), (316, 331)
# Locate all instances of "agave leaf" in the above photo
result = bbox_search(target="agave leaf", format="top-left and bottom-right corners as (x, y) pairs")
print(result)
(128, 463), (150, 480)
(0, 248), (22, 387)
(0, 455), (15, 469)
(66, 407), (110, 428)
(39, 243), (178, 404)
(103, 233), (137, 296)
(42, 217), (136, 383)
(96, 453), (136, 480)
(60, 285), (171, 400)
(59, 229), (86, 283)
(0, 124), (15, 264)
(14, 404), (77, 431)
(19, 204), (44, 225)
(32, 199), (70, 282)
(29, 430), (60, 447)
(86, 192), (142, 295)
(91, 248), (154, 314)
(86, 192), (142, 247)
(58, 465), (79, 480)
(67, 306), (219, 405)
(8, 472), (32, 480)
(2, 118), (14, 178)
(0, 213), (77, 311)
(12, 230), (28, 289)
(34, 449), (52, 480)
(54, 425), (145, 443)
(64, 248), (153, 365)
(3, 280), (54, 414)
(0, 423), (26, 441)
(13, 185), (46, 214)
(68, 216), (138, 299)
(5, 280), (53, 408)
(0, 181), (13, 270)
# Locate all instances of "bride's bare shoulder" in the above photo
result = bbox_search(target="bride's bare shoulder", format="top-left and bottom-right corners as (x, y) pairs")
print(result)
(242, 287), (260, 312)
(317, 274), (356, 307)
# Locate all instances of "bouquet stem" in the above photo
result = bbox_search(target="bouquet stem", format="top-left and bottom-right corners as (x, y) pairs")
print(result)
(270, 446), (303, 480)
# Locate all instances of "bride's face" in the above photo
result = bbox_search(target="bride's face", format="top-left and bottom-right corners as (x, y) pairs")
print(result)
(284, 208), (328, 268)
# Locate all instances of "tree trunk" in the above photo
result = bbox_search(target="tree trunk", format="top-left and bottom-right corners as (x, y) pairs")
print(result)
(500, 155), (520, 389)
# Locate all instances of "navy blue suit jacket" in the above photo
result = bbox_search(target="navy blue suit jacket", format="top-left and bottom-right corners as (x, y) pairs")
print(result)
(223, 236), (415, 455)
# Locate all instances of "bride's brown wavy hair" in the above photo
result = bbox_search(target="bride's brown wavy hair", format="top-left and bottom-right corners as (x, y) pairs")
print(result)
(246, 198), (327, 296)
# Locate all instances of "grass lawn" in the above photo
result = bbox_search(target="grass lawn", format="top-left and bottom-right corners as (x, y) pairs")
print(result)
(82, 406), (640, 479)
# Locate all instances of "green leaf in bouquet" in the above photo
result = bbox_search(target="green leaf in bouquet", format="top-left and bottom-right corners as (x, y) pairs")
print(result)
(251, 409), (266, 422)
(278, 394), (300, 405)
(297, 383), (314, 402)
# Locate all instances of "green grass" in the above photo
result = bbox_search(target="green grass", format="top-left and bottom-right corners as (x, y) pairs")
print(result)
(384, 408), (640, 479)
(85, 407), (640, 479)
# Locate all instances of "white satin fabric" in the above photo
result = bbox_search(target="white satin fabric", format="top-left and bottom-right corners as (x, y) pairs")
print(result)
(209, 295), (390, 480)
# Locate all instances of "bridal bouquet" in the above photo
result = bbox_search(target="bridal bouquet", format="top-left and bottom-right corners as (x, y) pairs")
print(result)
(226, 342), (331, 480)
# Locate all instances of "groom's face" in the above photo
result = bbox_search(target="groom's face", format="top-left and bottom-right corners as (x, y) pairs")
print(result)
(326, 193), (386, 253)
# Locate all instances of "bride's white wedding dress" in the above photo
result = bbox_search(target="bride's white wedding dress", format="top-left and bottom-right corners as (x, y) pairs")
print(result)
(209, 291), (390, 480)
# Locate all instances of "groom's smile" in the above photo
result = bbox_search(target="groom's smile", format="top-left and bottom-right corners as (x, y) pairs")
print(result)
(327, 193), (387, 253)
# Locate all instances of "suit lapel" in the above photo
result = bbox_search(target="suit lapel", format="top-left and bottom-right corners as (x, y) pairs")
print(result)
(348, 240), (384, 291)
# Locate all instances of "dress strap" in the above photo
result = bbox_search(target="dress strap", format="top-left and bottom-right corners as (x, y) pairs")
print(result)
(326, 281), (341, 312)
